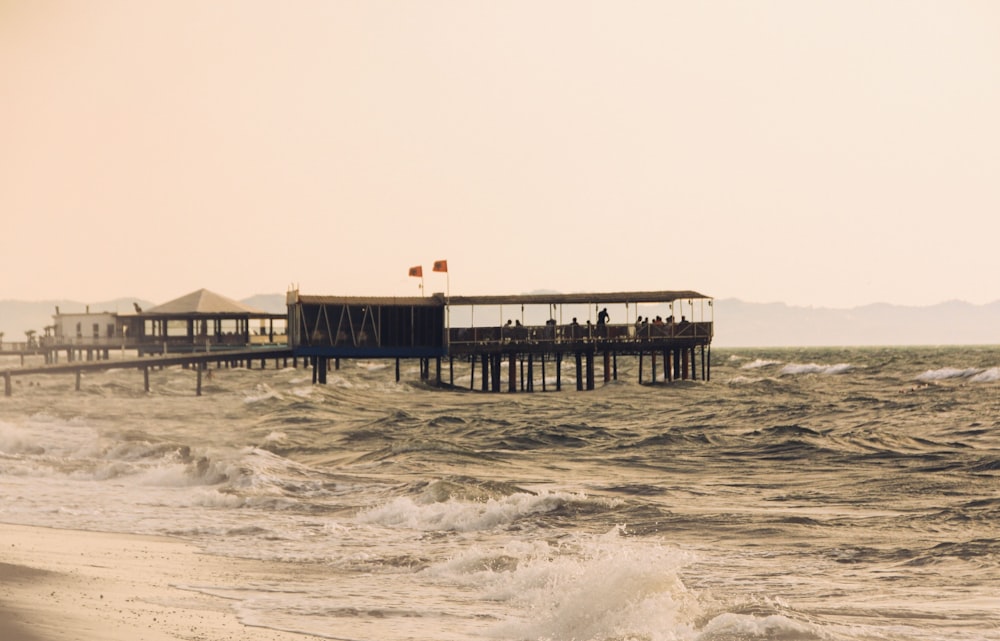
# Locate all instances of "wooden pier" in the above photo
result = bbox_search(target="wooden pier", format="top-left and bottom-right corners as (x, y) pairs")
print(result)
(3, 348), (293, 397)
(3, 289), (713, 395)
(288, 289), (713, 392)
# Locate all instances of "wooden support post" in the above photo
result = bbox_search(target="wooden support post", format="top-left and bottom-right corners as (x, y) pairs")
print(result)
(492, 355), (502, 392)
(469, 355), (476, 390)
(682, 348), (689, 380)
(603, 351), (611, 383)
(575, 352), (583, 391)
(613, 352), (618, 381)
(436, 357), (442, 386)
(586, 350), (595, 391)
(449, 357), (454, 387)
(556, 353), (562, 391)
(674, 348), (681, 380)
(481, 355), (489, 392)
(143, 366), (150, 392)
(527, 354), (534, 392)
(541, 354), (547, 392)
(318, 357), (328, 384)
(508, 353), (516, 393)
(196, 367), (202, 396)
(707, 345), (711, 381)
(652, 351), (657, 384)
(335, 358), (341, 370)
(4, 371), (11, 397)
(312, 357), (318, 384)
(75, 369), (81, 391)
(396, 358), (401, 382)
(638, 351), (643, 384)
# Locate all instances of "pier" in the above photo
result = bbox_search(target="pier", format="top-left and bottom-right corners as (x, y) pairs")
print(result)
(3, 348), (294, 397)
(288, 289), (713, 391)
(4, 288), (713, 395)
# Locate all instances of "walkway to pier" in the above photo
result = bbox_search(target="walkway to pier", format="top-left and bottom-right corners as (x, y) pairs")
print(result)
(3, 348), (293, 397)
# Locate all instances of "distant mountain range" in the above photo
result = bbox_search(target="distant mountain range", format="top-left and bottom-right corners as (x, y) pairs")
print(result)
(714, 298), (999, 347)
(1, 295), (997, 347)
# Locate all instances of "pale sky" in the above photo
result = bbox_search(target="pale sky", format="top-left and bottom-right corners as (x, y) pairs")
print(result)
(2, 1), (998, 308)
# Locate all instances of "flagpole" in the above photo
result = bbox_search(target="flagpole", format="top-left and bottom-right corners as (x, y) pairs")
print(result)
(433, 260), (450, 334)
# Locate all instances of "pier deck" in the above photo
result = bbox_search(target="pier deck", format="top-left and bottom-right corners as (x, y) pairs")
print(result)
(288, 289), (713, 391)
(3, 348), (293, 396)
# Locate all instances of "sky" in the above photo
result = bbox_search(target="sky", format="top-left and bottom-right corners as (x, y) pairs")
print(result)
(1, 1), (998, 309)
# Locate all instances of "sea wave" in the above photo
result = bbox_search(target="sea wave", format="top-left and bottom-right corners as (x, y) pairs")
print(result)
(780, 362), (852, 375)
(356, 490), (608, 532)
(741, 359), (782, 370)
(916, 366), (1000, 383)
(489, 527), (702, 641)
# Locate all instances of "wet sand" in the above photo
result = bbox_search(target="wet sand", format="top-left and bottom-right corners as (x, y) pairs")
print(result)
(0, 523), (318, 641)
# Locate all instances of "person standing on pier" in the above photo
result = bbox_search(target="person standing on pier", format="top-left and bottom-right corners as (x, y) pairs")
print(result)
(597, 307), (610, 336)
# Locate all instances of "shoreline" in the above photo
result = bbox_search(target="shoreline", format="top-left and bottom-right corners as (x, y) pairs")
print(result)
(0, 522), (319, 641)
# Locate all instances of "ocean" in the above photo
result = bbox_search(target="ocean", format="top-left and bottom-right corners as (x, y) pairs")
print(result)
(1, 346), (998, 641)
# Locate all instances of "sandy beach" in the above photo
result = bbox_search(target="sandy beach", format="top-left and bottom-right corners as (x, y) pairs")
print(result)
(0, 523), (319, 641)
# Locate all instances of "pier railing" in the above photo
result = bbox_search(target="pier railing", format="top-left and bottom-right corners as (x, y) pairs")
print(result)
(0, 342), (39, 352)
(448, 321), (712, 348)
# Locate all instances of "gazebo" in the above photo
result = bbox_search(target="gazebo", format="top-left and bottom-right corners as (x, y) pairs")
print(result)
(124, 289), (286, 354)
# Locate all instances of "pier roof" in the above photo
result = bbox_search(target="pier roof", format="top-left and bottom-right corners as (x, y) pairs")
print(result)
(145, 289), (267, 316)
(291, 291), (709, 308)
(447, 290), (711, 306)
(293, 294), (444, 307)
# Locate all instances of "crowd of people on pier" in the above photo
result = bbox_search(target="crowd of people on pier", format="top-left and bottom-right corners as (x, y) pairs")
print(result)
(453, 310), (695, 344)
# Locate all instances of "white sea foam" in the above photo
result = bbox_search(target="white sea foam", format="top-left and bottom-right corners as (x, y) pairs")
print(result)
(243, 384), (284, 403)
(741, 359), (782, 370)
(970, 366), (1000, 383)
(491, 527), (702, 641)
(355, 361), (390, 372)
(726, 375), (763, 386)
(780, 362), (852, 375)
(0, 421), (43, 457)
(357, 491), (591, 532)
(694, 612), (825, 640)
(916, 366), (993, 382)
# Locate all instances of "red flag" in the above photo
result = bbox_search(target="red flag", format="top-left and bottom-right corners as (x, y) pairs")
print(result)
(433, 260), (448, 273)
(408, 265), (423, 278)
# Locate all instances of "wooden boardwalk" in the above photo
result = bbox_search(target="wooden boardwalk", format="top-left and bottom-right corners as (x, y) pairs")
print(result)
(3, 348), (293, 396)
